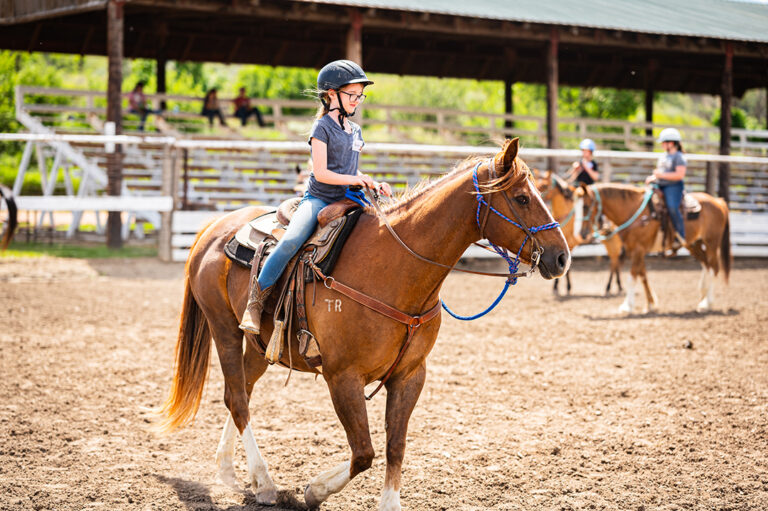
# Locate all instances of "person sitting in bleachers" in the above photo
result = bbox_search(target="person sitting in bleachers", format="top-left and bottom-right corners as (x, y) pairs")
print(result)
(128, 81), (160, 131)
(201, 88), (227, 127)
(233, 87), (266, 127)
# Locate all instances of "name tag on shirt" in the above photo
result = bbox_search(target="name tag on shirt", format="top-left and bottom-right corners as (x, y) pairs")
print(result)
(352, 136), (363, 152)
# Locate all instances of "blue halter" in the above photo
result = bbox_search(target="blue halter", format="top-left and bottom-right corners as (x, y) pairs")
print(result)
(441, 161), (560, 321)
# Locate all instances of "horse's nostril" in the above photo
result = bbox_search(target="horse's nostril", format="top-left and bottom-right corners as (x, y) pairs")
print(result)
(557, 251), (568, 270)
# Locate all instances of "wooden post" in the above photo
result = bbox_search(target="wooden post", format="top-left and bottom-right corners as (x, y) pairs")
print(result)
(158, 144), (175, 262)
(644, 59), (657, 150)
(182, 148), (189, 210)
(645, 88), (654, 150)
(719, 43), (733, 204)
(546, 28), (559, 172)
(157, 55), (167, 111)
(705, 161), (716, 195)
(504, 78), (513, 138)
(346, 9), (363, 125)
(106, 0), (124, 249)
(156, 20), (168, 111)
(346, 9), (363, 64)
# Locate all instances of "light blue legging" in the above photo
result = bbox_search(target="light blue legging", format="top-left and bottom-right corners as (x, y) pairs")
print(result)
(257, 193), (330, 289)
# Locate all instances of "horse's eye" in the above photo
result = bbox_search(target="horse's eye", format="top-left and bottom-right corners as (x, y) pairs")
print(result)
(515, 195), (529, 205)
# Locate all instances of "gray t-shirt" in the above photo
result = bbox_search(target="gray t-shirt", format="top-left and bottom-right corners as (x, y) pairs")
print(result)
(306, 114), (364, 203)
(657, 151), (686, 186)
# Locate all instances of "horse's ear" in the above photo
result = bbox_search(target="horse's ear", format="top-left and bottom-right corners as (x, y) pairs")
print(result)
(573, 186), (585, 199)
(501, 137), (520, 171)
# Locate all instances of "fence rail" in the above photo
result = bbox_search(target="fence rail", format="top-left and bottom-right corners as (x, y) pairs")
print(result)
(3, 133), (768, 259)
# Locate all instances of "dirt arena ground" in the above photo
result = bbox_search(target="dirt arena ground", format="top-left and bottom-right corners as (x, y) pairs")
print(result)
(1, 254), (766, 511)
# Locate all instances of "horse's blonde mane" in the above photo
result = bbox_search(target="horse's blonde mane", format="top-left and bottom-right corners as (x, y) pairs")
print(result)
(379, 155), (486, 214)
(379, 140), (529, 215)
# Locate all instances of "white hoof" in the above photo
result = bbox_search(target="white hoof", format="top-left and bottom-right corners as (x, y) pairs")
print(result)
(618, 302), (632, 314)
(305, 484), (322, 509)
(696, 299), (711, 313)
(254, 486), (278, 505)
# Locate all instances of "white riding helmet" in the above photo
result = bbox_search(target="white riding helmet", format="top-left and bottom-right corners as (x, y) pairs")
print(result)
(657, 128), (682, 143)
(579, 138), (596, 152)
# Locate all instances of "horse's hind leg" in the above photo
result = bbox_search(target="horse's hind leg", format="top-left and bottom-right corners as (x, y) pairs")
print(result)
(696, 241), (720, 312)
(208, 317), (277, 503)
(305, 372), (373, 508)
(215, 341), (269, 489)
(379, 364), (427, 511)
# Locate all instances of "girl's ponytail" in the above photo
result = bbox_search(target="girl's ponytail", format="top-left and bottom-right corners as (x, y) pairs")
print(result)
(316, 91), (330, 119)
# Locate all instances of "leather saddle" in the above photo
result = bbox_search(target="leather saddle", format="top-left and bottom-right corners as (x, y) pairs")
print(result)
(651, 187), (701, 220)
(650, 187), (701, 253)
(226, 197), (362, 279)
(224, 196), (364, 372)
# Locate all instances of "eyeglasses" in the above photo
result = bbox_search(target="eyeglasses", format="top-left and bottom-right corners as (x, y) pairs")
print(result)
(338, 90), (367, 103)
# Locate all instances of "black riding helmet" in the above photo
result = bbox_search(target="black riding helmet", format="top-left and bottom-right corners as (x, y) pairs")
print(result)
(317, 60), (373, 119)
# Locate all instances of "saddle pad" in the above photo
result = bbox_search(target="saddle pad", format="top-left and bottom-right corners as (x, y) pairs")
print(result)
(224, 208), (363, 278)
(224, 236), (259, 269)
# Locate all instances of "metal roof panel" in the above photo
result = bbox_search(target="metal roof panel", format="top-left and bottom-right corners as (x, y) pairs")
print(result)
(300, 0), (768, 43)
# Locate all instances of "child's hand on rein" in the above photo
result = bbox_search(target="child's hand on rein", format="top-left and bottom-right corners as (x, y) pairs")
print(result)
(376, 182), (393, 197)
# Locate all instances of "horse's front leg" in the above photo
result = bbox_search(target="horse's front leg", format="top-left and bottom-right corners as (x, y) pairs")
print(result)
(305, 371), (374, 509)
(379, 364), (427, 511)
(620, 249), (652, 313)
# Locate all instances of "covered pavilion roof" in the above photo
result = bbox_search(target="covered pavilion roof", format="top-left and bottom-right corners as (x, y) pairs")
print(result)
(1, 0), (767, 95)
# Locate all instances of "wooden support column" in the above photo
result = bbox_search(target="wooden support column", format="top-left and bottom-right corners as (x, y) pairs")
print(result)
(645, 89), (654, 150)
(346, 9), (363, 124)
(719, 43), (733, 204)
(346, 9), (363, 64)
(644, 59), (657, 150)
(504, 78), (514, 138)
(156, 21), (168, 111)
(546, 28), (559, 172)
(106, 0), (124, 249)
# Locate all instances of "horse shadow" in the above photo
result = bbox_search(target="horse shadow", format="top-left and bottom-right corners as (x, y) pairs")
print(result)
(586, 308), (739, 321)
(554, 292), (624, 301)
(155, 474), (307, 511)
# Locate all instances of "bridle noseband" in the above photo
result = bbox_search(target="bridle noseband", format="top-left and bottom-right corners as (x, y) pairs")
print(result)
(472, 158), (559, 285)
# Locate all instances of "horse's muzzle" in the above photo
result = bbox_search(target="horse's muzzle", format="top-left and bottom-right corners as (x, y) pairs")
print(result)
(538, 248), (570, 280)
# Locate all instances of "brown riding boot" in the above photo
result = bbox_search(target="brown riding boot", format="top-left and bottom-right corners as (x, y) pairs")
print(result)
(239, 276), (273, 335)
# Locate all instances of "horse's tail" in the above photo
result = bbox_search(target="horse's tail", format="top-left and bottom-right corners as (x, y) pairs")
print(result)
(0, 185), (18, 251)
(153, 224), (217, 435)
(153, 276), (212, 434)
(720, 214), (731, 284)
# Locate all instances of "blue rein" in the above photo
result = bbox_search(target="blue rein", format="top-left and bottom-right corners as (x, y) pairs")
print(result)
(587, 185), (654, 242)
(440, 162), (560, 321)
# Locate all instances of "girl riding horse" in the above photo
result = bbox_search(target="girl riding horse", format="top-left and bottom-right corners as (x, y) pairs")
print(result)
(155, 137), (569, 510)
(239, 60), (392, 335)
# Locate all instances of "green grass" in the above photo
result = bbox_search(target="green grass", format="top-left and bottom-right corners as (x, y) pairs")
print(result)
(2, 241), (157, 259)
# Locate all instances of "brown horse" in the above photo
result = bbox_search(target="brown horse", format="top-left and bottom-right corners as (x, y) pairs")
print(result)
(536, 171), (624, 295)
(0, 184), (18, 250)
(580, 183), (730, 314)
(155, 139), (570, 510)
